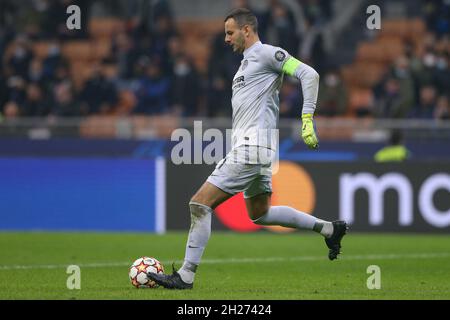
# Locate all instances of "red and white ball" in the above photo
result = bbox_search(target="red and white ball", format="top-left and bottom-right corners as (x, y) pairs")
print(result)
(129, 257), (164, 288)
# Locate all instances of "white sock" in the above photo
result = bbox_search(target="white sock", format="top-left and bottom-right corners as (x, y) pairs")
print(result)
(178, 202), (212, 284)
(253, 206), (334, 238)
(315, 219), (334, 238)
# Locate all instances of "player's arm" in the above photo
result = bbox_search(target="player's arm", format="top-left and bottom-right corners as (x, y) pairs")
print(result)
(282, 57), (320, 149)
(265, 47), (319, 149)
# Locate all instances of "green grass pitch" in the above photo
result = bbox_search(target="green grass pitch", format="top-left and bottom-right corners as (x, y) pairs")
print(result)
(0, 232), (449, 300)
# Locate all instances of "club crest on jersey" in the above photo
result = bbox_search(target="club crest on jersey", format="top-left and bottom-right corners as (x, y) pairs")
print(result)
(241, 59), (248, 71)
(275, 50), (286, 62)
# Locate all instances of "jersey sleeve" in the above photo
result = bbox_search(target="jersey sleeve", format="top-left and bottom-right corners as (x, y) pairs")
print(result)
(262, 45), (291, 73)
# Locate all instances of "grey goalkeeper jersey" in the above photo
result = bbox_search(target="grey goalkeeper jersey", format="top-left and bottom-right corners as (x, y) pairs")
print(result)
(231, 41), (289, 150)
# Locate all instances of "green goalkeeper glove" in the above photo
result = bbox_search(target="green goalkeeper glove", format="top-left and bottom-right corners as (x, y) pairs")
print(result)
(301, 113), (319, 150)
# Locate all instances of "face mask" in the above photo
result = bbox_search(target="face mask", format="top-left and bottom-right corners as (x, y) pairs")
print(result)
(174, 63), (190, 76)
(274, 17), (289, 28)
(48, 45), (60, 56)
(436, 57), (448, 70)
(394, 68), (408, 78)
(423, 54), (436, 67)
(325, 74), (339, 87)
(14, 47), (26, 58)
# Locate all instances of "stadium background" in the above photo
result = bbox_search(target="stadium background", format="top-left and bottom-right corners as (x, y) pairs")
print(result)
(0, 0), (449, 233)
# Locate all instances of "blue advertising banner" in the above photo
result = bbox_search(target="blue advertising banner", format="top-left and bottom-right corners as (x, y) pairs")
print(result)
(0, 158), (165, 232)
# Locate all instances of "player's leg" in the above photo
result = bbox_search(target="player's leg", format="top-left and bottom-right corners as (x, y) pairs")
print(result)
(176, 181), (232, 285)
(245, 192), (332, 235)
(190, 180), (234, 209)
(147, 181), (233, 289)
(245, 178), (348, 260)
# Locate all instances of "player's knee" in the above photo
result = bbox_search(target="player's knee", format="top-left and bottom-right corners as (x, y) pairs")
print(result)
(189, 201), (212, 218)
(190, 194), (200, 205)
(190, 194), (211, 209)
(248, 207), (269, 222)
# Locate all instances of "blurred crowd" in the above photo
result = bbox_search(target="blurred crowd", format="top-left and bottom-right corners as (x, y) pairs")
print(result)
(0, 0), (449, 121)
(372, 34), (450, 120)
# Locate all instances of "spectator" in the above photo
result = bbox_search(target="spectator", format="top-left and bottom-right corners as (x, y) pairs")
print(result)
(434, 95), (450, 120)
(151, 14), (177, 54)
(422, 0), (450, 37)
(133, 61), (170, 115)
(374, 130), (411, 162)
(6, 75), (27, 106)
(40, 0), (70, 39)
(317, 69), (347, 117)
(111, 32), (141, 79)
(42, 40), (65, 81)
(373, 55), (415, 118)
(2, 101), (21, 119)
(377, 77), (398, 116)
(22, 83), (50, 116)
(80, 63), (118, 115)
(300, 0), (331, 26)
(8, 36), (34, 80)
(263, 1), (299, 55)
(409, 85), (437, 119)
(206, 31), (240, 117)
(28, 58), (45, 83)
(48, 62), (71, 89)
(411, 48), (439, 89)
(434, 51), (450, 95)
(165, 35), (183, 75)
(279, 78), (301, 118)
(0, 71), (8, 111)
(50, 81), (80, 116)
(170, 54), (201, 117)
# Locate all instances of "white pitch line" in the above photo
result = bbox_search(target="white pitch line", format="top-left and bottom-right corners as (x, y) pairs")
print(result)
(0, 252), (449, 271)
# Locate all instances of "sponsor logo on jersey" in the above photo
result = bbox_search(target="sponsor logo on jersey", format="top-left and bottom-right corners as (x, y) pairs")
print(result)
(232, 75), (246, 89)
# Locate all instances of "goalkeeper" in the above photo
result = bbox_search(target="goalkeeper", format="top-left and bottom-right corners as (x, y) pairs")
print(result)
(148, 8), (348, 289)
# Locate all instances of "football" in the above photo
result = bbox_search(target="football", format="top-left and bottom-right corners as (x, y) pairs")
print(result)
(129, 257), (165, 288)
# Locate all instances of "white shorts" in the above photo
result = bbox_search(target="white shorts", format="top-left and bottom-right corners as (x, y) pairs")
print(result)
(206, 146), (274, 199)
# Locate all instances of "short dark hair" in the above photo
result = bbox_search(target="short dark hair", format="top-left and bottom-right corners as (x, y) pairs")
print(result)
(224, 8), (258, 33)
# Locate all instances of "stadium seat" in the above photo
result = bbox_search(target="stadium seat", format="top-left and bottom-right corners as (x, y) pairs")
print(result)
(379, 19), (410, 38)
(88, 18), (125, 39)
(176, 18), (224, 74)
(132, 115), (180, 139)
(92, 39), (112, 60)
(356, 39), (404, 64)
(356, 42), (386, 63)
(341, 62), (386, 88)
(343, 18), (414, 115)
(102, 64), (118, 79)
(32, 42), (52, 60)
(348, 87), (374, 115)
(70, 61), (96, 89)
(62, 41), (93, 61)
(114, 90), (137, 115)
(377, 37), (405, 62)
(407, 18), (426, 44)
(79, 115), (117, 138)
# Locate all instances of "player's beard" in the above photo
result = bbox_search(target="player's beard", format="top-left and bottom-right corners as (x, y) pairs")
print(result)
(234, 33), (246, 54)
